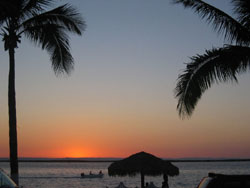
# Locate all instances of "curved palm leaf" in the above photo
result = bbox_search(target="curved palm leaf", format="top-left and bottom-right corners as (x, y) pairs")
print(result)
(0, 0), (19, 24)
(21, 4), (86, 35)
(20, 0), (52, 19)
(23, 24), (74, 74)
(172, 0), (250, 45)
(175, 45), (250, 118)
(233, 0), (250, 28)
(19, 3), (86, 74)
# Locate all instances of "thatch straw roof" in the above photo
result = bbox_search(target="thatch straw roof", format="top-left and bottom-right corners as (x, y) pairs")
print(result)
(108, 151), (179, 177)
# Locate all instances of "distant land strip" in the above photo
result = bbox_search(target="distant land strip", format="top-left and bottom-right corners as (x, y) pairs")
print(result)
(0, 158), (250, 163)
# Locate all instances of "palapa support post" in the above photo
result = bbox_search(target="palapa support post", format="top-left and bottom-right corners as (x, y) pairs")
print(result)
(141, 171), (145, 188)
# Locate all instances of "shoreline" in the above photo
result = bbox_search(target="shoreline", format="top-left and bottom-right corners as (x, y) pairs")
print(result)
(0, 158), (250, 163)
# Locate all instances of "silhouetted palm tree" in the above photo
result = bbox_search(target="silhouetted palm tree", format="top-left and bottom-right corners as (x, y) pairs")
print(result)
(173, 0), (250, 118)
(0, 0), (85, 184)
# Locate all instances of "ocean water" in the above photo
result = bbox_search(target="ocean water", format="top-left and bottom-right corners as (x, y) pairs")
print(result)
(0, 161), (250, 188)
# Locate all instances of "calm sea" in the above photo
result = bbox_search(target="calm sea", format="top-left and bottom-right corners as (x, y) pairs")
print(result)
(0, 161), (250, 188)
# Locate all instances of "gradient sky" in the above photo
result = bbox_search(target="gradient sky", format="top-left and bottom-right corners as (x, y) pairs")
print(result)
(1, 0), (250, 158)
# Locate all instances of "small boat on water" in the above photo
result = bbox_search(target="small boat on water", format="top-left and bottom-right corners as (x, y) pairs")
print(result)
(81, 171), (104, 178)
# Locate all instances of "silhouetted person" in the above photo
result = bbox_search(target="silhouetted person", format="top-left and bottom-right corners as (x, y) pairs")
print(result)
(162, 174), (169, 188)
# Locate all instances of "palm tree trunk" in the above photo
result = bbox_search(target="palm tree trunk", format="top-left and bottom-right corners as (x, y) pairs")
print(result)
(8, 47), (19, 185)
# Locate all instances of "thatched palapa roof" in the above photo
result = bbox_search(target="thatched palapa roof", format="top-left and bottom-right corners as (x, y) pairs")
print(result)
(108, 151), (179, 188)
(108, 151), (179, 177)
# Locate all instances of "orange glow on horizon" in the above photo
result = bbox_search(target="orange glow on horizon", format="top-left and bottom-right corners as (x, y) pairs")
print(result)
(1, 109), (250, 159)
(17, 148), (97, 158)
(62, 147), (96, 158)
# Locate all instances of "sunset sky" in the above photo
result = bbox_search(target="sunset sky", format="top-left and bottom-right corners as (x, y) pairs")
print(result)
(0, 0), (250, 159)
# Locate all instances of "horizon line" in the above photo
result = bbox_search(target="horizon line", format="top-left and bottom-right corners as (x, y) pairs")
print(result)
(0, 157), (250, 163)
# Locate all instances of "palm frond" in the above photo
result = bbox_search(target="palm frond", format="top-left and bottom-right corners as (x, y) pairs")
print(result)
(24, 24), (74, 74)
(0, 1), (10, 24)
(0, 0), (19, 24)
(172, 0), (250, 45)
(20, 0), (53, 18)
(233, 0), (250, 29)
(175, 45), (250, 118)
(21, 4), (86, 35)
(18, 2), (85, 75)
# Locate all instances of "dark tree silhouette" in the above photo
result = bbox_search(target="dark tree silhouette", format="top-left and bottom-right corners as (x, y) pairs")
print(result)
(173, 0), (250, 118)
(0, 0), (85, 184)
